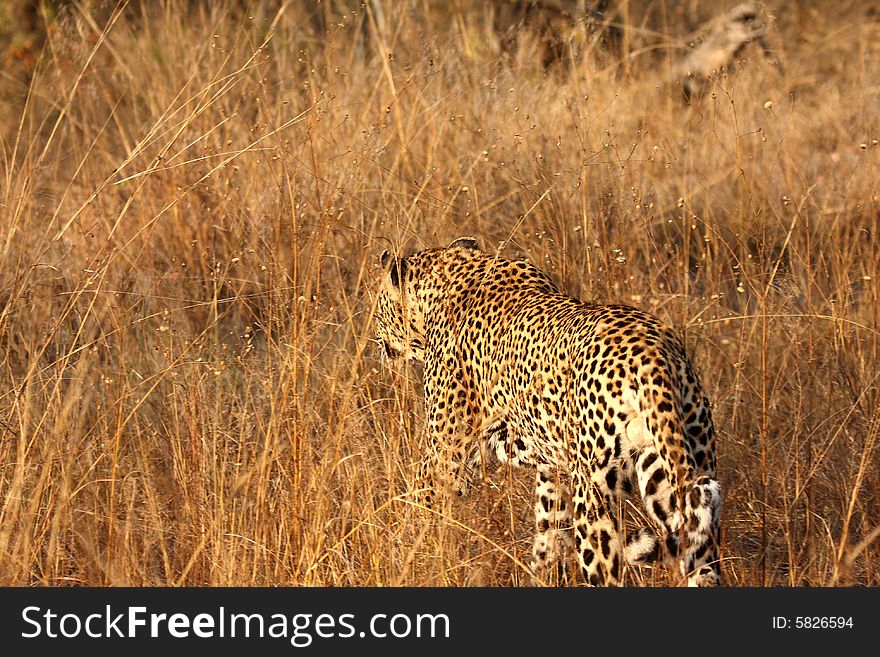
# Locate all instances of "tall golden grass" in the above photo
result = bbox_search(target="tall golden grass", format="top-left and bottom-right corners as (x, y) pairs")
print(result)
(0, 0), (877, 586)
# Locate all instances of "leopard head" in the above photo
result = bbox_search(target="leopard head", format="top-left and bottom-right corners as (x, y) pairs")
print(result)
(372, 237), (481, 363)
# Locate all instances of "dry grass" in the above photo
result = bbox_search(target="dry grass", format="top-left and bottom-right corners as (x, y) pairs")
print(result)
(0, 0), (877, 586)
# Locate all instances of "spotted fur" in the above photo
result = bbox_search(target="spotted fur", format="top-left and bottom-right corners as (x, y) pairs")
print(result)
(373, 238), (721, 586)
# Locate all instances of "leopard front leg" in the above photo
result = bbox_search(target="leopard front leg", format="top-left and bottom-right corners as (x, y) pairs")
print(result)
(477, 426), (574, 583)
(413, 434), (473, 509)
(531, 464), (573, 584)
(413, 450), (438, 509)
(414, 354), (480, 509)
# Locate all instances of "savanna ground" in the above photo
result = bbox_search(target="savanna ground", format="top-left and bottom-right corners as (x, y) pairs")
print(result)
(0, 0), (877, 586)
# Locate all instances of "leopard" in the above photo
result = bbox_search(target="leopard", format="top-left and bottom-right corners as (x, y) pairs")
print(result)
(372, 237), (722, 587)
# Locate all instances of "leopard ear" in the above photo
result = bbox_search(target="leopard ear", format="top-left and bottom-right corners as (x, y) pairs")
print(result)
(380, 249), (407, 287)
(382, 254), (406, 288)
(391, 258), (408, 287)
(449, 236), (480, 251)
